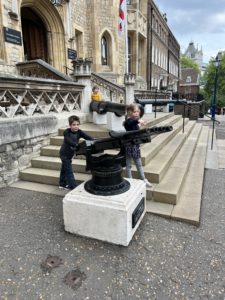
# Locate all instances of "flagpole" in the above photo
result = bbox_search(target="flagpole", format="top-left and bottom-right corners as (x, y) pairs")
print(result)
(124, 0), (129, 74)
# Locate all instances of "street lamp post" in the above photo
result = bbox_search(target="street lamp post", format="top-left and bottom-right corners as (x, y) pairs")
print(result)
(211, 53), (222, 150)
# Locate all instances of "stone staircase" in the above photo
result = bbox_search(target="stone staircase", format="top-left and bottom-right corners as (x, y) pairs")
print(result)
(16, 112), (210, 225)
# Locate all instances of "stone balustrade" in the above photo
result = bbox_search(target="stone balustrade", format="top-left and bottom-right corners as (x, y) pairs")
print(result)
(91, 72), (125, 103)
(0, 76), (84, 118)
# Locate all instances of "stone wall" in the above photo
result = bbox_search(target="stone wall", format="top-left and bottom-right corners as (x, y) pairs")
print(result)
(0, 112), (88, 187)
(85, 0), (125, 83)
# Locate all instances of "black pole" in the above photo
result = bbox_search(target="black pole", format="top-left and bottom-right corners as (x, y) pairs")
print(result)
(183, 103), (185, 133)
(211, 66), (219, 150)
(155, 89), (157, 118)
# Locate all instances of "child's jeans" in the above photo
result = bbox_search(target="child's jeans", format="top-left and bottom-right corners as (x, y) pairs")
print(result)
(126, 157), (145, 180)
(59, 156), (77, 189)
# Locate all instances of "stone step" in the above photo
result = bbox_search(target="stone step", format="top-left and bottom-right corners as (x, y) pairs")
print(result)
(20, 165), (153, 196)
(144, 121), (196, 183)
(30, 157), (154, 191)
(11, 180), (154, 200)
(10, 181), (68, 196)
(41, 145), (60, 157)
(171, 125), (209, 225)
(50, 115), (181, 146)
(32, 156), (88, 173)
(41, 116), (186, 160)
(145, 126), (209, 224)
(57, 112), (175, 136)
(152, 123), (203, 205)
(20, 168), (91, 186)
(40, 145), (116, 159)
(34, 118), (187, 175)
(141, 118), (189, 165)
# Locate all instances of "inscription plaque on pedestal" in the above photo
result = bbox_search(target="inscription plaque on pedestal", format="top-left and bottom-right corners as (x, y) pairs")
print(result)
(132, 197), (145, 228)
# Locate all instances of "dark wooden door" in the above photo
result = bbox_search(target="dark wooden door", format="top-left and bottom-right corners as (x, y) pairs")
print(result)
(21, 8), (48, 62)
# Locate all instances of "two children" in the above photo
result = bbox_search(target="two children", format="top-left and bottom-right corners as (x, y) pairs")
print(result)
(59, 115), (93, 190)
(123, 104), (152, 188)
(60, 104), (151, 191)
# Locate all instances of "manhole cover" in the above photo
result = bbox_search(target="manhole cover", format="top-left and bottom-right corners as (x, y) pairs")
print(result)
(63, 269), (87, 290)
(40, 255), (63, 273)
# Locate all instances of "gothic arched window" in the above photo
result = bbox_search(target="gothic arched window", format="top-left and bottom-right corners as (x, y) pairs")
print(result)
(101, 36), (108, 65)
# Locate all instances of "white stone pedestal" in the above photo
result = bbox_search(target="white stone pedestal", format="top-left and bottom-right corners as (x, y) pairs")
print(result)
(93, 111), (107, 124)
(144, 104), (152, 114)
(163, 104), (169, 113)
(107, 112), (125, 131)
(63, 179), (146, 246)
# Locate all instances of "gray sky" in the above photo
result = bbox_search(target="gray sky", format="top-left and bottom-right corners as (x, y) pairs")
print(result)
(155, 0), (225, 62)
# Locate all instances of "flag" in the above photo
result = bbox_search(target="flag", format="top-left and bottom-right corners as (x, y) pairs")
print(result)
(119, 0), (126, 35)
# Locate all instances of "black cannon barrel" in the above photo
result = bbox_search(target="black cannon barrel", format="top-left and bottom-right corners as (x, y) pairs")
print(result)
(90, 100), (144, 117)
(76, 125), (173, 156)
(135, 99), (178, 106)
(148, 125), (173, 134)
(90, 101), (126, 117)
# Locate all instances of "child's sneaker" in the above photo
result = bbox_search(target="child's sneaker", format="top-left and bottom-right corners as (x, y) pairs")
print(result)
(59, 185), (70, 190)
(143, 179), (152, 188)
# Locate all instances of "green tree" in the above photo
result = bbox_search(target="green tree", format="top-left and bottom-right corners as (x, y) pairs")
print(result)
(180, 56), (200, 72)
(203, 53), (225, 111)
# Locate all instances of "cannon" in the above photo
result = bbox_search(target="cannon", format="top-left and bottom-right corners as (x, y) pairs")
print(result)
(76, 125), (173, 196)
(136, 99), (173, 106)
(90, 100), (144, 117)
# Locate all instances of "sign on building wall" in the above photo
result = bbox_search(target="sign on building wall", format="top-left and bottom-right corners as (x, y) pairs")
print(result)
(67, 48), (77, 60)
(4, 27), (22, 45)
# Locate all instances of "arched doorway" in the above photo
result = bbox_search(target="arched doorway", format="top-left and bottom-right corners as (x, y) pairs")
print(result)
(21, 7), (48, 61)
(20, 0), (67, 72)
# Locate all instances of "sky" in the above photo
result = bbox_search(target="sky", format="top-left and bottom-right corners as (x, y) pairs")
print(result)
(155, 0), (225, 63)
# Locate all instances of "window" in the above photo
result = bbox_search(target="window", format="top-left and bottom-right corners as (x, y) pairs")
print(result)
(156, 20), (158, 33)
(186, 76), (191, 83)
(101, 36), (108, 65)
(128, 36), (132, 73)
(75, 29), (83, 58)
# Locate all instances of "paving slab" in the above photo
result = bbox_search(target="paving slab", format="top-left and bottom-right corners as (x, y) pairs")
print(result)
(217, 139), (225, 169)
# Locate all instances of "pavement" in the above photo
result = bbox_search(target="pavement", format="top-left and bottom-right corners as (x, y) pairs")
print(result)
(1, 116), (225, 300)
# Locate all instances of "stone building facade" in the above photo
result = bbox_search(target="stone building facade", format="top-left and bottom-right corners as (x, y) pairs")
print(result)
(0, 0), (180, 89)
(0, 0), (126, 83)
(0, 0), (180, 187)
(178, 68), (200, 99)
(148, 1), (180, 91)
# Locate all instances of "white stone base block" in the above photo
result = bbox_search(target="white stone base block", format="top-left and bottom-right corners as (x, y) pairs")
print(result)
(144, 104), (152, 114)
(106, 112), (125, 131)
(63, 179), (146, 246)
(163, 104), (169, 113)
(93, 111), (107, 124)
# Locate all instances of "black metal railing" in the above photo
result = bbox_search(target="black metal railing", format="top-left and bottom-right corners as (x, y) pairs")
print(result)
(177, 99), (219, 149)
